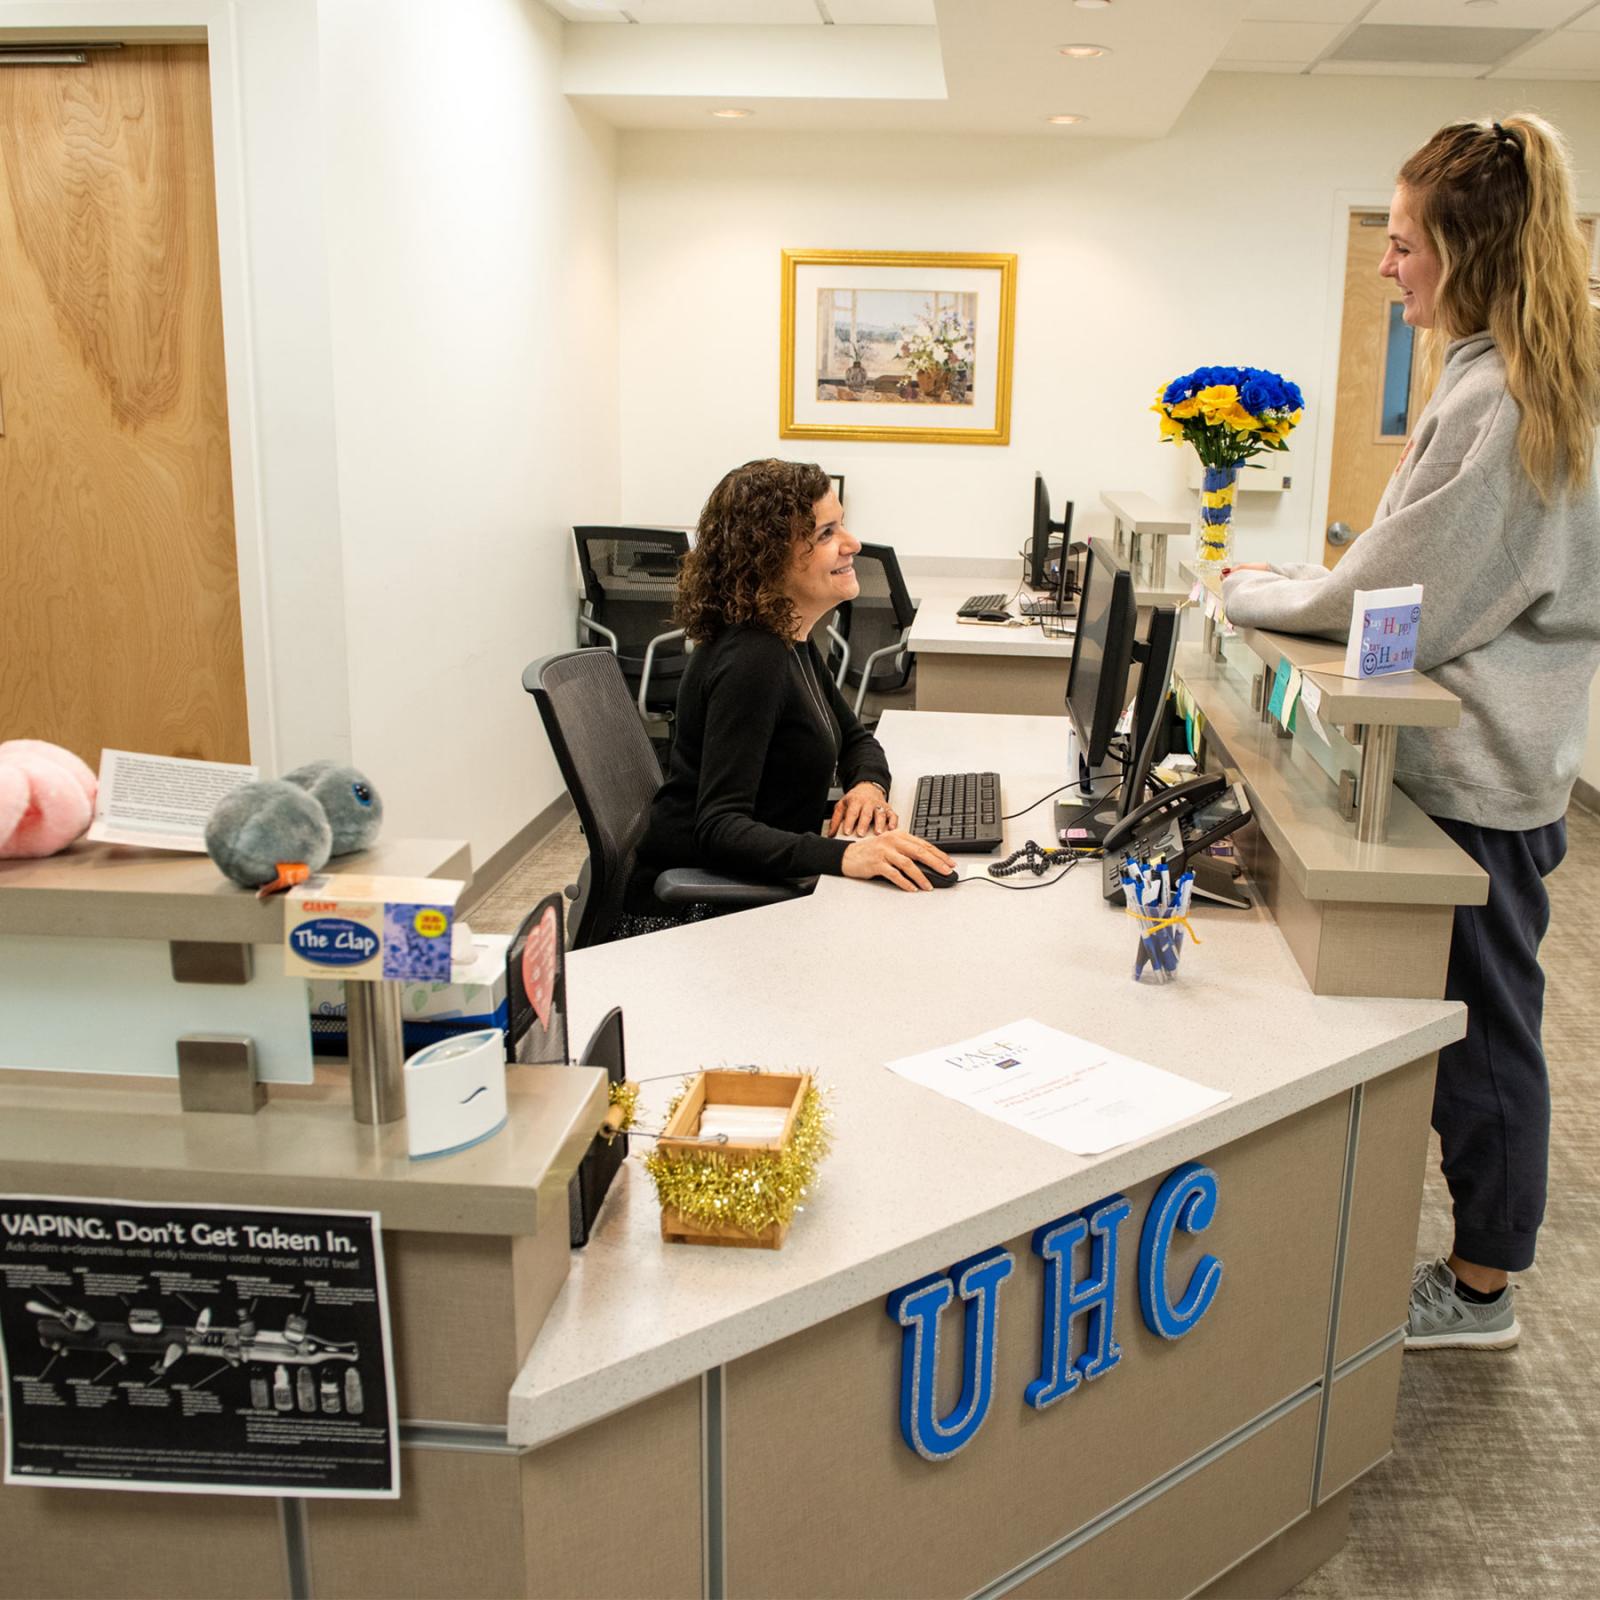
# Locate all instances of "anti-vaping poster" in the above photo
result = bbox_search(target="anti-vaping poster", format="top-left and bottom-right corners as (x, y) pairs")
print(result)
(0, 1195), (399, 1498)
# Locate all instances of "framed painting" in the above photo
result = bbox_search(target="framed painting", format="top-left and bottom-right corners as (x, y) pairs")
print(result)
(779, 250), (1017, 446)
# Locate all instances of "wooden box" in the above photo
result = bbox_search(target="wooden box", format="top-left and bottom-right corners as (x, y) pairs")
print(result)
(656, 1070), (811, 1250)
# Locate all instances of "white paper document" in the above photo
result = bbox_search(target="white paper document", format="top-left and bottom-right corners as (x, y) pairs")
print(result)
(884, 1018), (1229, 1156)
(87, 749), (258, 852)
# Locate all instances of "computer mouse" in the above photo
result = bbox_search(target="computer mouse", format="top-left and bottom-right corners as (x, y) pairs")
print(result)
(973, 609), (1012, 623)
(925, 867), (962, 889)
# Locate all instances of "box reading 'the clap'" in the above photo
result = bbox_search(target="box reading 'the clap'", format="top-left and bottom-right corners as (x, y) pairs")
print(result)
(284, 874), (465, 982)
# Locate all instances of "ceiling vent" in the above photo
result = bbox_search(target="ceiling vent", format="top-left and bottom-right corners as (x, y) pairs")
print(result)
(1327, 24), (1540, 67)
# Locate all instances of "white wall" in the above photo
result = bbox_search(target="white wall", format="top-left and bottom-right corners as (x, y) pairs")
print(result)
(317, 0), (619, 867)
(616, 74), (1600, 570)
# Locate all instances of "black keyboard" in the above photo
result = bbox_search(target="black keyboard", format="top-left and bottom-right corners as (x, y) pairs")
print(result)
(957, 592), (1011, 618)
(910, 771), (1004, 853)
(1018, 596), (1077, 620)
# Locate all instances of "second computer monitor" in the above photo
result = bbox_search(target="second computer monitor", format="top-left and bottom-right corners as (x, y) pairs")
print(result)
(1064, 541), (1137, 769)
(1029, 475), (1074, 592)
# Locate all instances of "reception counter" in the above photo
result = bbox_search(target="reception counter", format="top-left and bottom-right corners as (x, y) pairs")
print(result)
(0, 698), (1482, 1598)
(485, 708), (1473, 1600)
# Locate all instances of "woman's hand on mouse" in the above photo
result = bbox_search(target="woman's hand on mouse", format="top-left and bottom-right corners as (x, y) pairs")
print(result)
(840, 830), (956, 892)
(826, 782), (898, 838)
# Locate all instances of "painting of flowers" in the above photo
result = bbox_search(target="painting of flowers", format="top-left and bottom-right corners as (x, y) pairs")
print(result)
(781, 251), (1015, 445)
(817, 290), (978, 406)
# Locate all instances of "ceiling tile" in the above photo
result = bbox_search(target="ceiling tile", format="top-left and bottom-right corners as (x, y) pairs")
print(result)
(1566, 1), (1600, 28)
(1496, 28), (1600, 67)
(1365, 0), (1579, 26)
(628, 0), (824, 20)
(544, 1), (631, 19)
(1327, 22), (1541, 63)
(1213, 58), (1313, 70)
(1314, 55), (1486, 72)
(1242, 0), (1367, 20)
(823, 0), (938, 21)
(1219, 19), (1343, 61)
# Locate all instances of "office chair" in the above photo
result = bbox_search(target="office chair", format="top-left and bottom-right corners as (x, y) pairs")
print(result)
(825, 541), (917, 717)
(571, 527), (691, 736)
(523, 649), (812, 949)
(569, 1006), (627, 1247)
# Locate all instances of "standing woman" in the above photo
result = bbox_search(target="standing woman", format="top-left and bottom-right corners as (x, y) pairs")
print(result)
(1224, 114), (1600, 1348)
(630, 459), (954, 920)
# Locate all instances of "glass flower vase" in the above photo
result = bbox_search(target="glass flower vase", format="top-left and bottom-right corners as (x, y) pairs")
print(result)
(1197, 464), (1240, 565)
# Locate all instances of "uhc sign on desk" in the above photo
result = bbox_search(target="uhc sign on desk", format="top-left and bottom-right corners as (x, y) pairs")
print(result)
(885, 1162), (1223, 1461)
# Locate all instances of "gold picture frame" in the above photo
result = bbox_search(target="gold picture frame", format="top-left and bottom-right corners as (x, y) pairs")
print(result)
(779, 249), (1017, 446)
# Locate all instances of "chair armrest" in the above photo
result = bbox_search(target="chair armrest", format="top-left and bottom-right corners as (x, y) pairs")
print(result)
(639, 627), (687, 714)
(577, 613), (619, 653)
(653, 869), (815, 908)
(826, 623), (851, 688)
(851, 632), (910, 717)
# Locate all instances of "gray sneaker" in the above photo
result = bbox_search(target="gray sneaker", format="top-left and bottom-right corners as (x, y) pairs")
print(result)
(1405, 1258), (1519, 1350)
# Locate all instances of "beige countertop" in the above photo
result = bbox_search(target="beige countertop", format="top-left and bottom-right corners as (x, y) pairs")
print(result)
(1178, 647), (1487, 906)
(0, 837), (472, 944)
(505, 709), (1464, 1449)
(0, 1061), (605, 1236)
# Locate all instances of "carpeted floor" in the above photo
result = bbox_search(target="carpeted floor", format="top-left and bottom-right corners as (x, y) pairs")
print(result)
(475, 799), (1599, 1598)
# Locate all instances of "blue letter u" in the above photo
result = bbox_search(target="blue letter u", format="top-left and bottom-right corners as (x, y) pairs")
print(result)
(1139, 1162), (1224, 1340)
(886, 1246), (1014, 1461)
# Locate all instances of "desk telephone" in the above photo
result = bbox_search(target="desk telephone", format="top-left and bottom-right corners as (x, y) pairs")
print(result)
(1101, 773), (1254, 908)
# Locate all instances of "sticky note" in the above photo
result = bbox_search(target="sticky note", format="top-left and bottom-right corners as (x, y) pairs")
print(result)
(1203, 591), (1219, 620)
(1188, 580), (1203, 605)
(1300, 675), (1323, 717)
(1267, 657), (1291, 722)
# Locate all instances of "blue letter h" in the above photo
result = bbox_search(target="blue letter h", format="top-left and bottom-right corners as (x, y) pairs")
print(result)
(1025, 1195), (1131, 1410)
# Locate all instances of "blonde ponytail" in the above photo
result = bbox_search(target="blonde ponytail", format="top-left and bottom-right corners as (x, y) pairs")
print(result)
(1400, 113), (1600, 499)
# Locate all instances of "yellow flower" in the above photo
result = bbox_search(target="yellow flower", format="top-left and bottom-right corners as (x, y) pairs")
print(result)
(1157, 413), (1185, 441)
(1195, 385), (1240, 423)
(1169, 396), (1202, 420)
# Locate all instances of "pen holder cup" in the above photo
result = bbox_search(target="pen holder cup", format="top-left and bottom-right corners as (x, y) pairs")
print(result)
(1129, 907), (1189, 985)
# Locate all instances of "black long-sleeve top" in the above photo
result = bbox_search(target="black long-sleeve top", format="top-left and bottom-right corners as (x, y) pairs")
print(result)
(634, 623), (892, 889)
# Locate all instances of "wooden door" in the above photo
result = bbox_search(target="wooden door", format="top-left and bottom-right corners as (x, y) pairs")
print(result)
(1322, 210), (1430, 567)
(0, 44), (248, 768)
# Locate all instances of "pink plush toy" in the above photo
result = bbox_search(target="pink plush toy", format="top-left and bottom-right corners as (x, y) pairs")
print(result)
(0, 740), (98, 859)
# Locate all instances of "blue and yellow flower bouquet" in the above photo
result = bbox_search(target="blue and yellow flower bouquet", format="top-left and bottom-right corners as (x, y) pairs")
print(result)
(1152, 366), (1305, 563)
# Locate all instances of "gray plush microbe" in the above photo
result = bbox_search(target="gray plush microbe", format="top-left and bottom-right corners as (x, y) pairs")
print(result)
(284, 761), (383, 856)
(205, 780), (333, 888)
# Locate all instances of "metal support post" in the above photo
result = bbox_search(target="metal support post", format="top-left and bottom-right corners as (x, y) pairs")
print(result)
(1354, 724), (1398, 844)
(346, 980), (407, 1125)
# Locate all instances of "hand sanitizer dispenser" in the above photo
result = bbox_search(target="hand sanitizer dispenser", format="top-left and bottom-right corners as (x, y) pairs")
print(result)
(404, 1028), (507, 1160)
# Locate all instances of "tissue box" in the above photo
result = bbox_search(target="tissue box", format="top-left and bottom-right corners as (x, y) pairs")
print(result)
(309, 935), (511, 1057)
(284, 874), (463, 982)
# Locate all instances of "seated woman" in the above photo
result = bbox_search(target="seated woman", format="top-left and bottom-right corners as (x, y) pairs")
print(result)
(630, 458), (954, 916)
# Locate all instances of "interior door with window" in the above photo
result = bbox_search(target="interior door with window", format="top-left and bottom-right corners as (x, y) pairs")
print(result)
(1322, 210), (1429, 567)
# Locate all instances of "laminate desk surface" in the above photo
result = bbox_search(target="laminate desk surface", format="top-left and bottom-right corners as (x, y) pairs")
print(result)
(506, 709), (1463, 1448)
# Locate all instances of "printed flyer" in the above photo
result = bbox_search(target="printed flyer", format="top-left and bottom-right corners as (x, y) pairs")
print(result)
(0, 1196), (398, 1498)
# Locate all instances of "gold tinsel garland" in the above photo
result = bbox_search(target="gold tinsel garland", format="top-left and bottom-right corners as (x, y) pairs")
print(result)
(643, 1079), (832, 1237)
(604, 1080), (640, 1142)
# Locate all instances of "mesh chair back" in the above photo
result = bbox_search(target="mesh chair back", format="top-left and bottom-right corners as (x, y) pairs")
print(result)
(831, 541), (916, 694)
(523, 649), (664, 948)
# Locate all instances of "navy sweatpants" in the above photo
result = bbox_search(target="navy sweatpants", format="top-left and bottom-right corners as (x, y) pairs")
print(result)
(1430, 814), (1568, 1273)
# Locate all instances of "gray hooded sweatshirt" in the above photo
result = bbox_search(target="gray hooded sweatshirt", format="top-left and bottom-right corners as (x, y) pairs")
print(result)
(1222, 333), (1600, 831)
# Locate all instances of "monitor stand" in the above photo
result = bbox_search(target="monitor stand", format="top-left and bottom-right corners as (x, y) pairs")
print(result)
(1055, 787), (1121, 847)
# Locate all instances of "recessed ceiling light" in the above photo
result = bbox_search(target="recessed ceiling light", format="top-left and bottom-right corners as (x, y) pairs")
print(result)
(1047, 114), (1088, 125)
(710, 108), (753, 119)
(1465, 0), (1498, 7)
(1059, 43), (1110, 58)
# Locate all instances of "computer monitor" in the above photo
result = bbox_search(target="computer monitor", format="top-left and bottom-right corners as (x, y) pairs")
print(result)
(1028, 475), (1075, 592)
(1063, 541), (1137, 771)
(1117, 605), (1179, 823)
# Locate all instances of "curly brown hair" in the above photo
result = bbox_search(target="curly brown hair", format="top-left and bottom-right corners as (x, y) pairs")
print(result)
(674, 459), (833, 644)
